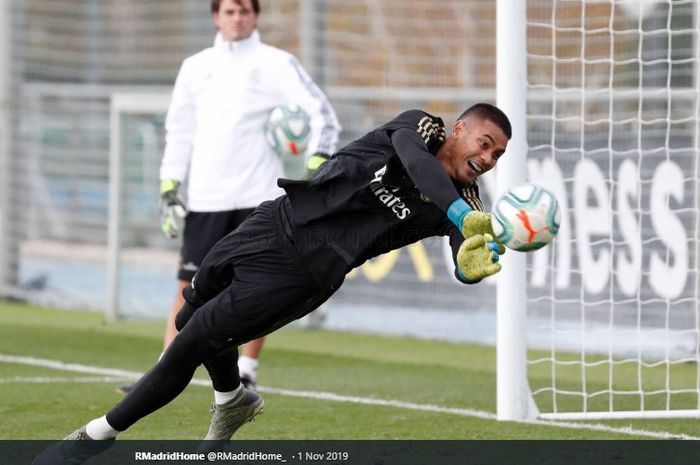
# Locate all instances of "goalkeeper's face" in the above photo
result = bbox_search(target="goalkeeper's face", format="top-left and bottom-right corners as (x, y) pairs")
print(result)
(440, 116), (508, 184)
(213, 0), (258, 42)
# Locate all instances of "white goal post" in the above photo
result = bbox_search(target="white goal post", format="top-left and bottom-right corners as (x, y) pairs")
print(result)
(496, 0), (539, 422)
(498, 0), (700, 420)
(108, 92), (171, 322)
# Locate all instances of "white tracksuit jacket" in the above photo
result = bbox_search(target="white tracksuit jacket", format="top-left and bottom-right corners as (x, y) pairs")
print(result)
(159, 30), (341, 212)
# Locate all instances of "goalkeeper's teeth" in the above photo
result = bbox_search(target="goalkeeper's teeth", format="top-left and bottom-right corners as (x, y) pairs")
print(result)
(467, 160), (483, 173)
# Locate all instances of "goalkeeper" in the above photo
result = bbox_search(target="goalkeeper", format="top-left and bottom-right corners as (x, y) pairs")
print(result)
(115, 0), (342, 395)
(42, 103), (510, 460)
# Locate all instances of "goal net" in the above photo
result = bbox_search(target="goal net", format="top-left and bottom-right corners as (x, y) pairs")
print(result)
(515, 0), (700, 419)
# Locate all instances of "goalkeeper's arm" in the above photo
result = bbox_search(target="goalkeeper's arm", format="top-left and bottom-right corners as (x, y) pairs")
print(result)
(389, 127), (504, 282)
(390, 128), (496, 238)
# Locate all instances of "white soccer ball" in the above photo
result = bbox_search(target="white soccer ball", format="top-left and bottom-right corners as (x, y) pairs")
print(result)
(490, 183), (561, 252)
(264, 103), (311, 156)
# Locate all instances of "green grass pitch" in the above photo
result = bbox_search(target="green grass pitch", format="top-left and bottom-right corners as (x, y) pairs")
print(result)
(1, 301), (699, 440)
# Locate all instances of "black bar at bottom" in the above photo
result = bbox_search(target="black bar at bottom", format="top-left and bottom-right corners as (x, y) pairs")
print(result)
(4, 440), (699, 465)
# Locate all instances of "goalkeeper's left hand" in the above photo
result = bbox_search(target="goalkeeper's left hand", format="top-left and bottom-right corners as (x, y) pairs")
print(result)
(305, 153), (330, 179)
(447, 198), (499, 239)
(160, 179), (187, 239)
(456, 233), (504, 283)
(460, 210), (495, 239)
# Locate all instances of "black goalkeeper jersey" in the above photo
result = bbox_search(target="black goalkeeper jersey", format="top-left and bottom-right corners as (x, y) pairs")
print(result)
(278, 109), (484, 290)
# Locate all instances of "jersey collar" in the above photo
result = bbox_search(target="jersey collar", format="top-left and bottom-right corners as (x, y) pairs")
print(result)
(214, 29), (261, 53)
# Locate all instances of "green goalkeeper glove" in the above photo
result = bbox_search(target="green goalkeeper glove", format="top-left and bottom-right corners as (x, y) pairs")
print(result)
(305, 153), (330, 179)
(160, 179), (187, 239)
(460, 210), (496, 238)
(457, 233), (503, 283)
(447, 198), (499, 238)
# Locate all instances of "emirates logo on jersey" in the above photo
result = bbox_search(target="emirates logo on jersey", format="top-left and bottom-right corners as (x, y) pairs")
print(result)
(369, 166), (411, 220)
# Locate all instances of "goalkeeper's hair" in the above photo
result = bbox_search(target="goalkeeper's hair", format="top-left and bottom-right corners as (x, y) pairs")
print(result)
(211, 0), (260, 14)
(458, 103), (512, 140)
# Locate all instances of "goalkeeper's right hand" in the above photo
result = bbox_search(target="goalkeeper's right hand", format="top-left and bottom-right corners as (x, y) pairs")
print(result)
(160, 179), (187, 239)
(456, 233), (503, 283)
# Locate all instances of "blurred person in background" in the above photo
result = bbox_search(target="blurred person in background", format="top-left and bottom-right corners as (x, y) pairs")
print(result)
(116, 0), (340, 394)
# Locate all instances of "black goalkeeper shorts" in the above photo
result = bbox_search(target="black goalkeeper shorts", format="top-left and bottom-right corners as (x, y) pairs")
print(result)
(178, 208), (255, 281)
(181, 197), (333, 347)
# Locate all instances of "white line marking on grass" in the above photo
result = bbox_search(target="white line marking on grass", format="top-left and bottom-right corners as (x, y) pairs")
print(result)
(0, 376), (129, 383)
(1, 353), (696, 440)
(258, 387), (700, 440)
(258, 386), (497, 420)
(0, 354), (143, 379)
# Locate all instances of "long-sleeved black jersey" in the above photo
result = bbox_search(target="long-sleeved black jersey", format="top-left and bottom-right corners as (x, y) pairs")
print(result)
(278, 109), (484, 290)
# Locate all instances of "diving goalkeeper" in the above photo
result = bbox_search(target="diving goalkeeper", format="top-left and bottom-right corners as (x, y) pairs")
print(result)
(36, 103), (510, 463)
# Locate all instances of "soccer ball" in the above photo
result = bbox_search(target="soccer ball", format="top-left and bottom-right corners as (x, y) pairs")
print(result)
(490, 183), (561, 252)
(264, 103), (311, 156)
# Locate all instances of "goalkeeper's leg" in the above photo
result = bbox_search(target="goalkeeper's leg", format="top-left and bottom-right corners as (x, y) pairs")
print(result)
(104, 297), (254, 434)
(175, 301), (245, 394)
(32, 307), (227, 465)
(105, 310), (223, 432)
(174, 302), (265, 448)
